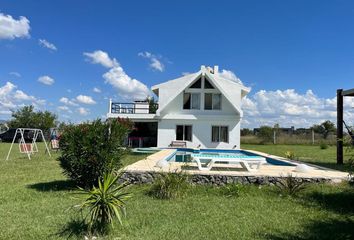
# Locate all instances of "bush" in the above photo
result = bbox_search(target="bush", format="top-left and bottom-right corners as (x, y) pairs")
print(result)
(75, 171), (131, 234)
(258, 126), (274, 144)
(319, 142), (328, 149)
(285, 151), (295, 160)
(149, 171), (189, 199)
(58, 119), (132, 188)
(275, 174), (306, 196)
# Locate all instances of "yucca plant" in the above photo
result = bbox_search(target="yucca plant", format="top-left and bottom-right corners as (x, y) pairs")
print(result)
(149, 170), (189, 199)
(275, 174), (306, 196)
(76, 172), (131, 234)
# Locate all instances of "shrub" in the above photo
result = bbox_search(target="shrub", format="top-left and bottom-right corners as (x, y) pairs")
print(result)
(258, 126), (274, 144)
(319, 142), (328, 149)
(275, 174), (306, 196)
(59, 119), (132, 188)
(149, 171), (189, 199)
(285, 151), (295, 160)
(75, 171), (131, 234)
(220, 184), (242, 197)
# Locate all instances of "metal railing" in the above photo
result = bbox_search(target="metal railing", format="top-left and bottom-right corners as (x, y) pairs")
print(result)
(110, 102), (158, 114)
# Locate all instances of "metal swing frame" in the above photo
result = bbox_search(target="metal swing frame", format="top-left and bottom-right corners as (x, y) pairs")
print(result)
(5, 128), (51, 160)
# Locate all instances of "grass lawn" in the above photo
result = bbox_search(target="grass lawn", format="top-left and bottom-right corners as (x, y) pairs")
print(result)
(242, 144), (354, 172)
(0, 143), (354, 239)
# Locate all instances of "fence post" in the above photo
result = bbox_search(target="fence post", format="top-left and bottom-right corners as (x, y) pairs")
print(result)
(312, 129), (315, 145)
(273, 131), (276, 144)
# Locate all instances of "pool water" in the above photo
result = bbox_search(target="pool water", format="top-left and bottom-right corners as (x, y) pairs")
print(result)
(167, 149), (295, 166)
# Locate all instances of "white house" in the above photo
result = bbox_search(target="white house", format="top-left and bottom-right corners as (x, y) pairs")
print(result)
(107, 65), (250, 149)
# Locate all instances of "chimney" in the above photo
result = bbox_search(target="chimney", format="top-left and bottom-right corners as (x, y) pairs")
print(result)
(201, 65), (206, 71)
(214, 65), (219, 74)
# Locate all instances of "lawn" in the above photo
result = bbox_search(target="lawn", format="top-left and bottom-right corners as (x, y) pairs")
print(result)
(242, 144), (354, 172)
(0, 143), (354, 239)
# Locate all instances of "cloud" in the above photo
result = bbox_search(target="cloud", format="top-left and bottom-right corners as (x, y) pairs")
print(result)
(9, 72), (21, 78)
(0, 13), (30, 40)
(83, 50), (118, 68)
(38, 39), (57, 51)
(76, 95), (96, 105)
(93, 87), (101, 93)
(38, 75), (55, 85)
(84, 50), (150, 100)
(59, 97), (78, 106)
(138, 51), (165, 72)
(57, 105), (72, 113)
(219, 69), (243, 84)
(77, 107), (89, 116)
(242, 89), (354, 128)
(0, 81), (45, 115)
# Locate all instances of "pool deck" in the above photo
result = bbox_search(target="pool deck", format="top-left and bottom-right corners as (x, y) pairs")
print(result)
(124, 149), (349, 182)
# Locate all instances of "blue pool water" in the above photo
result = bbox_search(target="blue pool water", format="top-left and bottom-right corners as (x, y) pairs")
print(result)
(167, 148), (295, 166)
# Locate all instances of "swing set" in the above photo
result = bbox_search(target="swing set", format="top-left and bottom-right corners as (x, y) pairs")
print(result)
(5, 128), (51, 160)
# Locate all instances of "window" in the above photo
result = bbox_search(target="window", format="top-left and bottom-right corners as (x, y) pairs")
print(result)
(190, 78), (201, 88)
(204, 93), (221, 110)
(183, 93), (200, 110)
(204, 78), (214, 89)
(176, 125), (192, 141)
(212, 126), (228, 143)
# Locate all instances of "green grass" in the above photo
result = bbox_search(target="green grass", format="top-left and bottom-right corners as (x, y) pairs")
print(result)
(242, 144), (354, 172)
(0, 143), (354, 239)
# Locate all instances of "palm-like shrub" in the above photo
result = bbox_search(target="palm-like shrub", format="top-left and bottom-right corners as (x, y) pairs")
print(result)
(220, 183), (243, 198)
(59, 119), (132, 188)
(149, 171), (189, 199)
(77, 172), (131, 234)
(275, 174), (306, 196)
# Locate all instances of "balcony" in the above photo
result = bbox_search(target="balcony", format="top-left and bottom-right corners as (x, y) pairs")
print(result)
(108, 100), (158, 121)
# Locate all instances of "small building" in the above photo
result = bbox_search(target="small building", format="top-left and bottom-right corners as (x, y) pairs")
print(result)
(107, 65), (250, 149)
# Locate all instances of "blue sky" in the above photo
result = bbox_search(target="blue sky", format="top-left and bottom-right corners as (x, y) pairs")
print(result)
(1, 0), (354, 127)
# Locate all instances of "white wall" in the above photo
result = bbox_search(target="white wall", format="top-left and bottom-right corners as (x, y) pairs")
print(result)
(157, 118), (241, 149)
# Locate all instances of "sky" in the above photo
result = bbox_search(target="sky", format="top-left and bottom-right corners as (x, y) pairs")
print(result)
(1, 0), (354, 128)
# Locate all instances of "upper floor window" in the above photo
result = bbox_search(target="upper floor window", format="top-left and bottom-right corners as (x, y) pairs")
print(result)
(204, 78), (214, 89)
(183, 93), (200, 110)
(190, 78), (201, 88)
(204, 93), (221, 110)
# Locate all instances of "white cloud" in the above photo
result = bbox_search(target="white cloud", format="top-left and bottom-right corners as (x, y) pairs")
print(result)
(38, 75), (55, 85)
(0, 82), (45, 116)
(0, 13), (30, 40)
(76, 95), (96, 105)
(77, 107), (89, 116)
(57, 105), (72, 113)
(138, 51), (165, 72)
(219, 69), (243, 84)
(93, 87), (101, 93)
(38, 39), (57, 51)
(84, 50), (150, 100)
(242, 89), (354, 128)
(83, 50), (118, 68)
(59, 97), (78, 106)
(9, 72), (21, 78)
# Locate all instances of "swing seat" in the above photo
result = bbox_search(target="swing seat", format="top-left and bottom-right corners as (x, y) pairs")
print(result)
(19, 143), (33, 154)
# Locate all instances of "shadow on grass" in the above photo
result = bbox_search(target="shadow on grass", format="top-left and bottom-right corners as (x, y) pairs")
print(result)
(304, 161), (353, 172)
(304, 188), (354, 215)
(27, 179), (76, 192)
(56, 218), (88, 239)
(262, 218), (354, 240)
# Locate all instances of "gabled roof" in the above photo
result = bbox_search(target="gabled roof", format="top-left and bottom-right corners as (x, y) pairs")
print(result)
(151, 66), (250, 116)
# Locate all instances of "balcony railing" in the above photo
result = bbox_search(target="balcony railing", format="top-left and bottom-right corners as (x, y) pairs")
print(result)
(110, 101), (158, 114)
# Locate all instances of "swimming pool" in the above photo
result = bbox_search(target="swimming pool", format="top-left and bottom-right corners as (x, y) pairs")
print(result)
(166, 148), (296, 166)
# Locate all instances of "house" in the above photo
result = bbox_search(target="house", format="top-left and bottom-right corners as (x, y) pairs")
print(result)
(107, 65), (250, 149)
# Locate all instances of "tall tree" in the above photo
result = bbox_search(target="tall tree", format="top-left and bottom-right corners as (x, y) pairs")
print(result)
(312, 120), (336, 139)
(8, 105), (57, 131)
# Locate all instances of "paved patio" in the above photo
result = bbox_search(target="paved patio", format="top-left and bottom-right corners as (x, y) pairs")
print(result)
(124, 149), (349, 182)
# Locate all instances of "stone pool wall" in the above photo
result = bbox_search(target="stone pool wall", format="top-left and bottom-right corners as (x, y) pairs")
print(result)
(120, 171), (333, 186)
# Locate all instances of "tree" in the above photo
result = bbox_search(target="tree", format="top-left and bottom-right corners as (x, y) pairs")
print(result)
(258, 126), (274, 144)
(8, 105), (57, 131)
(145, 96), (158, 114)
(312, 120), (336, 139)
(241, 128), (253, 136)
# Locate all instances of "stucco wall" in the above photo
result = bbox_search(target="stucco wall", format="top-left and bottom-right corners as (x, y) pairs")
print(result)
(157, 118), (241, 149)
